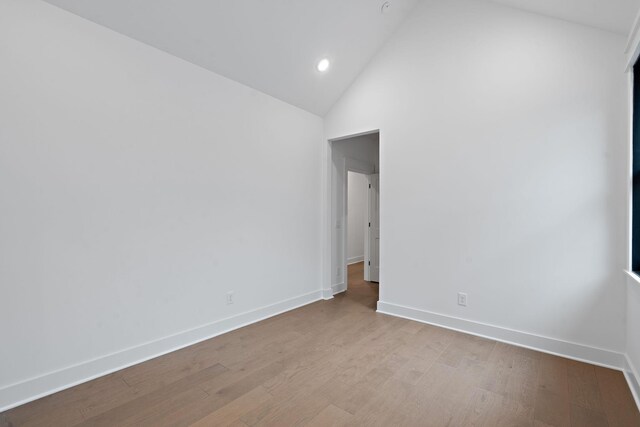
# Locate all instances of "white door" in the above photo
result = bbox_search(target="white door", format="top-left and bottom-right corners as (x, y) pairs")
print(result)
(367, 173), (380, 282)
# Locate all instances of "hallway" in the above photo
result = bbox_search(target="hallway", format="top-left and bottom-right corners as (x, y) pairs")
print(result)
(334, 261), (379, 311)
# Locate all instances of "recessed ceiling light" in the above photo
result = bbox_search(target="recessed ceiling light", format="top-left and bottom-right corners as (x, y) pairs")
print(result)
(317, 58), (330, 72)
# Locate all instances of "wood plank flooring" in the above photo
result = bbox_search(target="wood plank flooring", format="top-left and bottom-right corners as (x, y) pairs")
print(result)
(2, 262), (639, 426)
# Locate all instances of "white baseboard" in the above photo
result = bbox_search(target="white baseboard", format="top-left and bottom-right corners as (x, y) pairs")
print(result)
(332, 282), (347, 295)
(0, 290), (322, 412)
(377, 301), (626, 371)
(625, 355), (640, 411)
(347, 256), (364, 265)
(322, 288), (334, 300)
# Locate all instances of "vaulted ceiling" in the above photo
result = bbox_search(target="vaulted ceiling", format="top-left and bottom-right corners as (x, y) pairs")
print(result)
(488, 0), (639, 34)
(42, 0), (420, 116)
(42, 0), (640, 116)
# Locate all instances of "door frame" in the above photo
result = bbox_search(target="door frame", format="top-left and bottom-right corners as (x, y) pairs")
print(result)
(365, 173), (379, 282)
(322, 129), (380, 300)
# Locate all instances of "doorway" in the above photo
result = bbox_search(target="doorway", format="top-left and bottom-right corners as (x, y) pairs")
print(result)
(347, 171), (368, 268)
(323, 131), (380, 306)
(346, 170), (379, 306)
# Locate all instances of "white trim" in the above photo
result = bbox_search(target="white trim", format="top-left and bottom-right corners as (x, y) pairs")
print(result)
(347, 255), (364, 265)
(364, 173), (371, 281)
(626, 7), (640, 70)
(328, 129), (379, 143)
(365, 173), (380, 283)
(0, 290), (322, 412)
(322, 288), (334, 300)
(377, 301), (626, 370)
(624, 355), (640, 410)
(626, 269), (640, 287)
(332, 282), (347, 295)
(624, 371), (640, 411)
(628, 71), (634, 271)
(321, 136), (332, 301)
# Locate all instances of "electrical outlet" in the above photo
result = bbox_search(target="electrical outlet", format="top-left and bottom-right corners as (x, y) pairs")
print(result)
(226, 291), (234, 305)
(457, 292), (467, 307)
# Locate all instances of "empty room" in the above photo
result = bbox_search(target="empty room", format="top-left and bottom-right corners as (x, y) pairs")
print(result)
(3, 0), (640, 425)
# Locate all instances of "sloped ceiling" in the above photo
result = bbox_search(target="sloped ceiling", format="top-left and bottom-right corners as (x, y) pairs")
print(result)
(41, 0), (420, 116)
(41, 0), (640, 116)
(488, 0), (639, 35)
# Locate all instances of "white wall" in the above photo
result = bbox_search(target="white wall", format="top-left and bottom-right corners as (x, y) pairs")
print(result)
(0, 0), (322, 410)
(325, 0), (629, 359)
(347, 172), (367, 264)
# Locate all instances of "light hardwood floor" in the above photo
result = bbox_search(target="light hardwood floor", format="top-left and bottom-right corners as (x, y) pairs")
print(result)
(2, 262), (639, 426)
